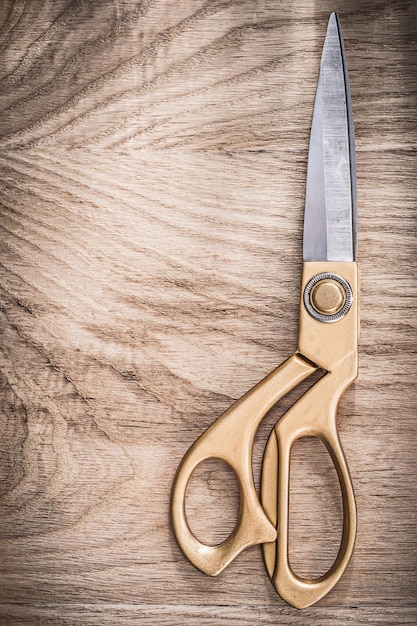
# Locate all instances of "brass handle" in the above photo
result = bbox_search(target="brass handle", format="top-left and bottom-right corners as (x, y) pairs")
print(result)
(261, 362), (357, 609)
(171, 354), (316, 576)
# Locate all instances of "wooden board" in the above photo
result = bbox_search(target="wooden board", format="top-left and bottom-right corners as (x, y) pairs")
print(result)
(0, 0), (416, 623)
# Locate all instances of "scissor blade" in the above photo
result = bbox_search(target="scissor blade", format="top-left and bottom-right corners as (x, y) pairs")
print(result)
(303, 13), (357, 262)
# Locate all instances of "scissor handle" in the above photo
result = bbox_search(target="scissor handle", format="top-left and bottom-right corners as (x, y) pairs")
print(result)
(171, 354), (316, 576)
(261, 355), (357, 609)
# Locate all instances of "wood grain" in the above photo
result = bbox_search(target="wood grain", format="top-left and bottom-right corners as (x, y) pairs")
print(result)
(0, 0), (416, 624)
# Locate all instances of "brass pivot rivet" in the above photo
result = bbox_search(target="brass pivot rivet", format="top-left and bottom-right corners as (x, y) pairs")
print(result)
(303, 273), (353, 323)
(310, 279), (346, 315)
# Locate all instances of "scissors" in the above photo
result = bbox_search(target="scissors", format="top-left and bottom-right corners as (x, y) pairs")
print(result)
(171, 13), (358, 609)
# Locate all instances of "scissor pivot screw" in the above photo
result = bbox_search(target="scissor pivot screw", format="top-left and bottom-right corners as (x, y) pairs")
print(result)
(304, 273), (353, 323)
(311, 279), (345, 314)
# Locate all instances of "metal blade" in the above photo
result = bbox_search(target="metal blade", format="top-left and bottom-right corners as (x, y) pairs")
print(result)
(303, 13), (357, 262)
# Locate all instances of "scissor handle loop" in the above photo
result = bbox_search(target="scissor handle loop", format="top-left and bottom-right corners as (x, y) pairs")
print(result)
(171, 355), (316, 576)
(261, 356), (357, 608)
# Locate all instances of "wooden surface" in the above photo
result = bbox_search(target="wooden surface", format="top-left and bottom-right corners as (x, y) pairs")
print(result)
(0, 1), (416, 624)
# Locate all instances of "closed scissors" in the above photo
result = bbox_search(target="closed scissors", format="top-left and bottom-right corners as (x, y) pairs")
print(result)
(171, 13), (359, 609)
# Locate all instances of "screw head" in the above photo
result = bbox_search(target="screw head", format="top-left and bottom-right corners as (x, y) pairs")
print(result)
(310, 279), (346, 315)
(303, 273), (353, 323)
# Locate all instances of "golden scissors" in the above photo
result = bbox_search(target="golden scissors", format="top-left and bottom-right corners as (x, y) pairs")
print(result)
(171, 13), (359, 609)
